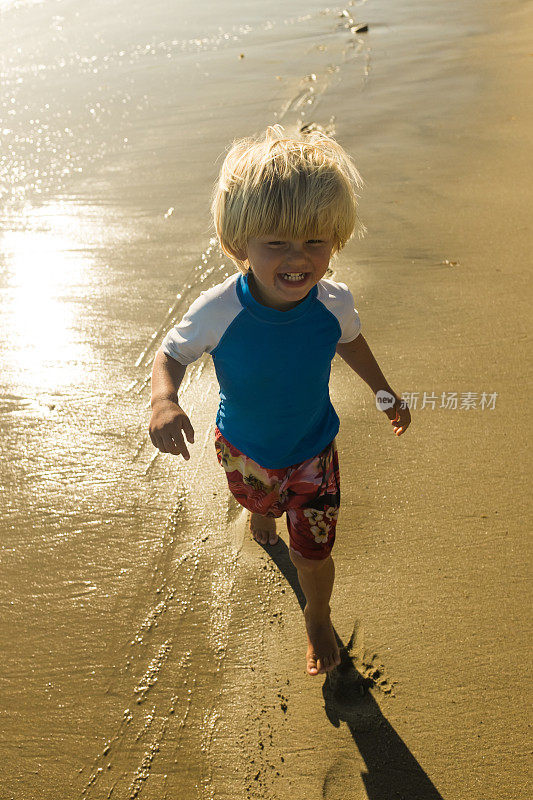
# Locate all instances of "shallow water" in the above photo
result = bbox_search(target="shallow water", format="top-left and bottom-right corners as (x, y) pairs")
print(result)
(0, 0), (379, 655)
(0, 4), (381, 795)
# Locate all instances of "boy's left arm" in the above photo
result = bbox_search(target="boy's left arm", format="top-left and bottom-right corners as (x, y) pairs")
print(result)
(336, 334), (411, 436)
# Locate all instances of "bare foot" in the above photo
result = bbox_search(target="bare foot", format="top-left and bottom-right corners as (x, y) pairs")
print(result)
(249, 512), (279, 545)
(303, 607), (341, 676)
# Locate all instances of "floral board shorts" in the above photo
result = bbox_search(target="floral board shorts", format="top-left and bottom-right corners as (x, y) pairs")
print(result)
(214, 427), (340, 560)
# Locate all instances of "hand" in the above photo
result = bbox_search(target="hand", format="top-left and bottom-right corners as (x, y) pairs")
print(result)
(384, 396), (411, 436)
(149, 399), (195, 459)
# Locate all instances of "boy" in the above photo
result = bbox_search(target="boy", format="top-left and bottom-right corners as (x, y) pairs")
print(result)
(149, 126), (411, 676)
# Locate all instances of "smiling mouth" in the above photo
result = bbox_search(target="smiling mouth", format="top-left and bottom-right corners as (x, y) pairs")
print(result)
(278, 272), (308, 283)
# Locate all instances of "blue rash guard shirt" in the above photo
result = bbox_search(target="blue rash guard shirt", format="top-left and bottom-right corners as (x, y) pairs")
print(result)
(161, 272), (362, 469)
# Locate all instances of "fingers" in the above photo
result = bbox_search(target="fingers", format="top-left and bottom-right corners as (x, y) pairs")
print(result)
(374, 391), (413, 436)
(181, 415), (195, 444)
(153, 436), (189, 459)
(149, 431), (185, 457)
(165, 432), (190, 459)
(391, 406), (411, 436)
(149, 415), (195, 459)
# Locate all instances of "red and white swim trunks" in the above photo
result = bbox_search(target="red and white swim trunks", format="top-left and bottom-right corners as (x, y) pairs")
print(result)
(214, 427), (340, 560)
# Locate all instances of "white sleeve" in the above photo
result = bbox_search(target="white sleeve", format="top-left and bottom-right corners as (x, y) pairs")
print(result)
(161, 274), (242, 365)
(337, 283), (362, 343)
(318, 279), (362, 343)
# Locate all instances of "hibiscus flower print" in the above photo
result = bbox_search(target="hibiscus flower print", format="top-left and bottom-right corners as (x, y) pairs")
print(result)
(216, 441), (244, 475)
(243, 473), (269, 493)
(242, 462), (275, 495)
(325, 506), (339, 522)
(303, 508), (331, 543)
(311, 518), (330, 544)
(303, 508), (323, 525)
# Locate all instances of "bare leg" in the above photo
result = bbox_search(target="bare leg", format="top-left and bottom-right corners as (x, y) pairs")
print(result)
(250, 512), (279, 545)
(289, 547), (341, 676)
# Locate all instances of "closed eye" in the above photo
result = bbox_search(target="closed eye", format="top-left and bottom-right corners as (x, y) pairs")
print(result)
(265, 239), (327, 247)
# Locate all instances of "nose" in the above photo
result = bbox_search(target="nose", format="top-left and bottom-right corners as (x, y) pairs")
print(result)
(286, 241), (307, 264)
(289, 240), (305, 253)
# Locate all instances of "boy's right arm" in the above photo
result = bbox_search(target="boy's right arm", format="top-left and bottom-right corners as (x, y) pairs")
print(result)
(149, 349), (195, 459)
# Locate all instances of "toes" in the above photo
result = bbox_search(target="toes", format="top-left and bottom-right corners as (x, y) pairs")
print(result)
(250, 516), (277, 546)
(307, 659), (319, 676)
(311, 654), (339, 675)
(307, 648), (319, 675)
(313, 657), (326, 675)
(326, 653), (340, 672)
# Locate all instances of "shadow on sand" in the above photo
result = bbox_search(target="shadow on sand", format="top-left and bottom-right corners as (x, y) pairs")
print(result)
(261, 537), (445, 800)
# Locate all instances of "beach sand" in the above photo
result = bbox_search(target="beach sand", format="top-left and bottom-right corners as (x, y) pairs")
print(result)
(0, 0), (531, 797)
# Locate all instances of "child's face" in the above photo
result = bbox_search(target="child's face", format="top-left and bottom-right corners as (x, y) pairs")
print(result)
(242, 234), (334, 311)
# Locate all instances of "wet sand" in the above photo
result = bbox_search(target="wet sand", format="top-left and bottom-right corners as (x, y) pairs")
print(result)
(0, 0), (531, 798)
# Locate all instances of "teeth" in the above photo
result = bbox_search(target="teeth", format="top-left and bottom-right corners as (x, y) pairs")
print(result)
(281, 272), (305, 281)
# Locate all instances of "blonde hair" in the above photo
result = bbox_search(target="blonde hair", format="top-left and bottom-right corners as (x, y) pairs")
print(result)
(211, 124), (365, 272)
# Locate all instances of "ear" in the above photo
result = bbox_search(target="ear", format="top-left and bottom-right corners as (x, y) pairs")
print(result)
(226, 245), (249, 272)
(219, 241), (248, 269)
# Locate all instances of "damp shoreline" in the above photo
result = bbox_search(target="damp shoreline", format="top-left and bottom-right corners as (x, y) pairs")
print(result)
(0, 0), (531, 798)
